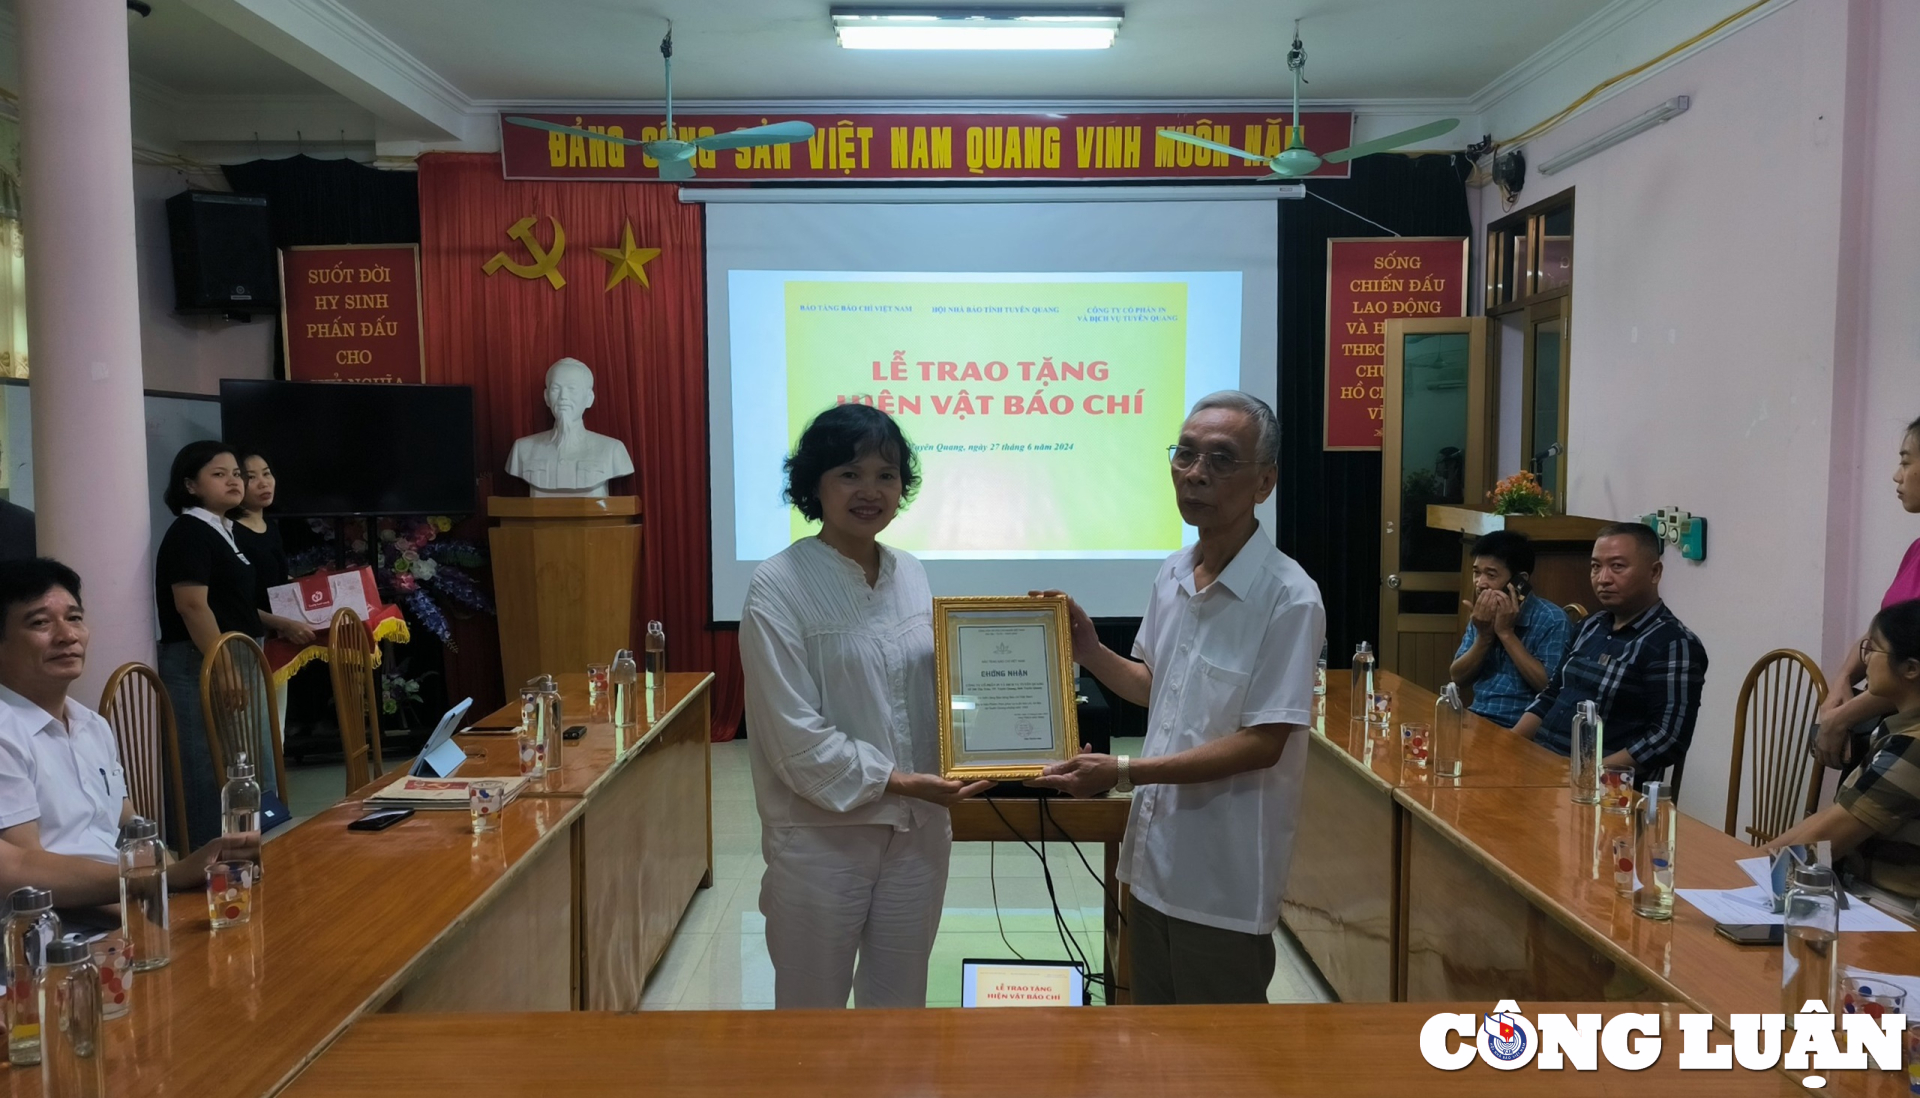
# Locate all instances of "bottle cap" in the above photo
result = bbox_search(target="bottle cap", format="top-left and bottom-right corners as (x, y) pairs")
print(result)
(9, 885), (52, 913)
(118, 817), (159, 844)
(228, 751), (256, 781)
(44, 937), (89, 966)
(648, 620), (665, 635)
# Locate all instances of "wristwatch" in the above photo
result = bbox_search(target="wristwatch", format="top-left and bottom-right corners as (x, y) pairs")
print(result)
(1114, 755), (1133, 794)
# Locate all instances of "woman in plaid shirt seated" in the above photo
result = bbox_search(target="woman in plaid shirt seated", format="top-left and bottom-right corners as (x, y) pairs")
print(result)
(1766, 599), (1920, 903)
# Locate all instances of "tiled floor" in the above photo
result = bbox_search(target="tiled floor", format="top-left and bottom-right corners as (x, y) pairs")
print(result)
(639, 738), (1337, 1010)
(285, 740), (1336, 1010)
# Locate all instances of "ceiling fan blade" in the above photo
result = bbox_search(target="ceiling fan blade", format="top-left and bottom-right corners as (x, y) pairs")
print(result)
(1322, 118), (1459, 164)
(1154, 129), (1267, 163)
(505, 116), (645, 146)
(658, 156), (697, 182)
(693, 121), (817, 151)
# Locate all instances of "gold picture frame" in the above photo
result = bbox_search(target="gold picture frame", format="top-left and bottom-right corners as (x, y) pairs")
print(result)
(934, 595), (1080, 782)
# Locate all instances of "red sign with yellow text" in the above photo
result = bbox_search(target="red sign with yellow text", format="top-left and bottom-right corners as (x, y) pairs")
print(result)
(1324, 237), (1468, 451)
(499, 111), (1354, 182)
(278, 245), (425, 384)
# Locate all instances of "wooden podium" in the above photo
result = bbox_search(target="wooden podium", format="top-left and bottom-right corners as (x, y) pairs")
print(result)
(487, 496), (641, 691)
(1425, 505), (1612, 626)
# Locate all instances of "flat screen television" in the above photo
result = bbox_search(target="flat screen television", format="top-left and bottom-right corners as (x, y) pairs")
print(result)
(219, 380), (476, 516)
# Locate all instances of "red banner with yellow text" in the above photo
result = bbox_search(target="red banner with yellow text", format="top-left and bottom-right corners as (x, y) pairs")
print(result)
(279, 245), (425, 383)
(1324, 237), (1468, 451)
(499, 110), (1354, 182)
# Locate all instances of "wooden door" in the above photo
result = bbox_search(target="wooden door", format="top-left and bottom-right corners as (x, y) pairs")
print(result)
(1380, 317), (1491, 692)
(1521, 297), (1572, 508)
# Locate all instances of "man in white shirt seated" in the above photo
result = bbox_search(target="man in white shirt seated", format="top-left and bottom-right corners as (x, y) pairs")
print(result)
(1032, 391), (1326, 1004)
(0, 558), (256, 905)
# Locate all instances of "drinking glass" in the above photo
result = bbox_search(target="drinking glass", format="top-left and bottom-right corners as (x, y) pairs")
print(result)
(206, 861), (254, 929)
(587, 664), (611, 722)
(1366, 692), (1392, 734)
(1600, 765), (1636, 814)
(468, 780), (505, 834)
(88, 932), (133, 1020)
(1399, 723), (1430, 768)
(1841, 975), (1908, 1023)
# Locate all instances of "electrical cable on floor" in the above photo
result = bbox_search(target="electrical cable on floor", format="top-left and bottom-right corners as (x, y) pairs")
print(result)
(983, 796), (1107, 1004)
(1039, 797), (1129, 1000)
(986, 837), (1025, 961)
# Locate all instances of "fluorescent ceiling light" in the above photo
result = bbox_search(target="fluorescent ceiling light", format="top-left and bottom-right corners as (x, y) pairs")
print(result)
(1538, 96), (1690, 176)
(832, 8), (1123, 50)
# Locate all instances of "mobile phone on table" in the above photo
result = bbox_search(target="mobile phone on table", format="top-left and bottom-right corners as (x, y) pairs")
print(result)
(347, 808), (414, 831)
(563, 725), (587, 741)
(1713, 922), (1784, 945)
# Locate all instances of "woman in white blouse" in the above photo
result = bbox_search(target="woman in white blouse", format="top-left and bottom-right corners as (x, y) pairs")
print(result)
(740, 404), (990, 1009)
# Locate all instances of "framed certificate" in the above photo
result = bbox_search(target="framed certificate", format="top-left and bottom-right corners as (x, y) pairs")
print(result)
(934, 595), (1080, 781)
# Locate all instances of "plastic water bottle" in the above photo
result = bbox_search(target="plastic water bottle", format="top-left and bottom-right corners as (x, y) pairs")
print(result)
(1348, 642), (1375, 724)
(1784, 863), (1840, 1020)
(536, 675), (563, 771)
(6, 887), (60, 1066)
(1569, 701), (1603, 805)
(222, 753), (262, 877)
(519, 684), (547, 778)
(37, 937), (103, 1098)
(644, 620), (667, 692)
(612, 648), (639, 732)
(117, 818), (170, 973)
(1433, 683), (1464, 778)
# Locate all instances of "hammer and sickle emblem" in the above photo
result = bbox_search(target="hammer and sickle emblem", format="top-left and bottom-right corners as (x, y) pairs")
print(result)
(482, 215), (567, 289)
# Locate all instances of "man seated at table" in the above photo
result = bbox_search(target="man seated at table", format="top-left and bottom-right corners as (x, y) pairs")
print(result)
(1446, 530), (1571, 728)
(1764, 599), (1920, 906)
(1509, 523), (1707, 777)
(0, 558), (257, 905)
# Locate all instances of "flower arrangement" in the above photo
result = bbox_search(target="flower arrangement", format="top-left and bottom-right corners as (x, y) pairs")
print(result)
(288, 516), (494, 649)
(1487, 471), (1555, 516)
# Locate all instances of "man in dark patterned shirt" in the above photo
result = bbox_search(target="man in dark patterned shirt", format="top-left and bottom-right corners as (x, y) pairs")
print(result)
(1511, 522), (1708, 777)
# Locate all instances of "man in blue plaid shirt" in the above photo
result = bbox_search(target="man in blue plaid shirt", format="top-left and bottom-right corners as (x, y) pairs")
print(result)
(1512, 522), (1708, 777)
(1448, 531), (1570, 728)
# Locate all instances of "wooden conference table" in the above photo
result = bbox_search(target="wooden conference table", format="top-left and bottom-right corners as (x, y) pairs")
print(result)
(1293, 672), (1920, 1097)
(279, 1003), (1809, 1098)
(0, 673), (714, 1098)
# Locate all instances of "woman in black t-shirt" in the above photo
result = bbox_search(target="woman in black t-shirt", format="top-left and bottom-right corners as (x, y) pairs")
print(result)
(155, 441), (281, 848)
(231, 449), (315, 647)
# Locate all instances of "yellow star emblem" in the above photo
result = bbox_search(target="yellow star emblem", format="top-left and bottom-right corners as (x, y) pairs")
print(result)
(591, 222), (662, 291)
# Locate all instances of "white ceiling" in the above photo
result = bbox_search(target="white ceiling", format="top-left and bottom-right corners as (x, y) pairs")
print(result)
(125, 0), (1611, 104)
(125, 2), (336, 97)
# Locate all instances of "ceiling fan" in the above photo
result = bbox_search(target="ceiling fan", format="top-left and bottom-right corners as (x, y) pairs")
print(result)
(505, 25), (814, 181)
(1157, 26), (1458, 180)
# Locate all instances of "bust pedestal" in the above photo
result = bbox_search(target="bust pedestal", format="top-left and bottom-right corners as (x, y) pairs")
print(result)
(487, 496), (641, 691)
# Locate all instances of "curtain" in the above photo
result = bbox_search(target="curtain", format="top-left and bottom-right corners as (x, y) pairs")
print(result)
(1275, 153), (1473, 662)
(222, 155), (421, 248)
(416, 153), (743, 740)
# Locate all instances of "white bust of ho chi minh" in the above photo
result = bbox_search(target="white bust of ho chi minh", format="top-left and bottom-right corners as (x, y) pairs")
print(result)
(505, 357), (635, 498)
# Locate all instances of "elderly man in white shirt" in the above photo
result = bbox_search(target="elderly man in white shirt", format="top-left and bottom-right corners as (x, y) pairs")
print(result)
(1033, 391), (1325, 1004)
(0, 558), (257, 906)
(741, 404), (990, 1009)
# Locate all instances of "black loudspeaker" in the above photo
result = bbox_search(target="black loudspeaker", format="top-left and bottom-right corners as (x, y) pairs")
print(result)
(165, 191), (276, 314)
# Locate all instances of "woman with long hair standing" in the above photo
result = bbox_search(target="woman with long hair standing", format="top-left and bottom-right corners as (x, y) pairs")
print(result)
(154, 441), (277, 848)
(740, 404), (989, 1009)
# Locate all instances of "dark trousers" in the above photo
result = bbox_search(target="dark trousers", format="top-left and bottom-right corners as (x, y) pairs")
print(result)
(1129, 897), (1276, 1005)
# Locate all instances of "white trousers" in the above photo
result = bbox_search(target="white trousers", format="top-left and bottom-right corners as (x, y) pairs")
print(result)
(759, 819), (951, 1009)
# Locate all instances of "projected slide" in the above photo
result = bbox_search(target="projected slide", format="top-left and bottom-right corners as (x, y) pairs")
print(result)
(729, 271), (1241, 562)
